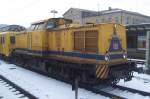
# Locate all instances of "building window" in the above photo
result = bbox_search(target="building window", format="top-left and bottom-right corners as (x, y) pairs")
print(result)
(96, 19), (99, 23)
(101, 18), (105, 23)
(127, 36), (137, 48)
(133, 18), (135, 24)
(137, 36), (146, 50)
(126, 17), (130, 24)
(108, 17), (112, 22)
(135, 19), (139, 24)
(115, 17), (119, 23)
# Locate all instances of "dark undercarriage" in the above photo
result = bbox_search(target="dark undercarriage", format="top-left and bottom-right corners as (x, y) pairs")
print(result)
(0, 51), (136, 85)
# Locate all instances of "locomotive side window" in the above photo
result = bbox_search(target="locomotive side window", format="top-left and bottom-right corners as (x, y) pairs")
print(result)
(0, 37), (2, 44)
(10, 36), (15, 44)
(0, 37), (1, 44)
(1, 36), (5, 44)
(1, 37), (3, 44)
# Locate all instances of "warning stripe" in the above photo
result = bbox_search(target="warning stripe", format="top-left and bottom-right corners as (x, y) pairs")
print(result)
(97, 66), (106, 78)
(100, 66), (108, 78)
(96, 66), (101, 75)
(99, 66), (107, 78)
(103, 68), (109, 78)
(96, 65), (110, 79)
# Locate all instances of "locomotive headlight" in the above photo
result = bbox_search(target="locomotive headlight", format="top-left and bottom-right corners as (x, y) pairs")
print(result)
(122, 50), (127, 59)
(123, 53), (127, 59)
(105, 55), (109, 61)
(104, 53), (110, 61)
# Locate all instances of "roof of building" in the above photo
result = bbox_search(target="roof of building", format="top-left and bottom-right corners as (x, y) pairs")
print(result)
(126, 23), (150, 31)
(63, 7), (150, 18)
(63, 8), (97, 16)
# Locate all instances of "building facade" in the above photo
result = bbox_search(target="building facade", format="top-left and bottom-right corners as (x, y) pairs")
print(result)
(126, 24), (150, 59)
(63, 8), (150, 25)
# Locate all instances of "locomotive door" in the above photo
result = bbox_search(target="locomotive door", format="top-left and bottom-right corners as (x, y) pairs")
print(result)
(55, 32), (61, 51)
(27, 31), (32, 49)
(0, 35), (5, 54)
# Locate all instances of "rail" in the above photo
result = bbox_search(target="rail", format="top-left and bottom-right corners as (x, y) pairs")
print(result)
(113, 85), (150, 97)
(0, 75), (38, 99)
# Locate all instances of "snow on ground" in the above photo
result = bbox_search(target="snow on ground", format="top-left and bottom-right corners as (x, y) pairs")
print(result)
(0, 81), (28, 99)
(118, 72), (150, 93)
(118, 64), (150, 93)
(0, 60), (150, 99)
(0, 60), (108, 99)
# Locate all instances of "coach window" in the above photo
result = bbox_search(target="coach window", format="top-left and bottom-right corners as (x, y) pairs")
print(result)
(137, 36), (146, 50)
(10, 36), (15, 44)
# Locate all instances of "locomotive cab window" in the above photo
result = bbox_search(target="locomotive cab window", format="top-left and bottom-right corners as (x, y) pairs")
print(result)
(10, 36), (15, 44)
(30, 25), (36, 30)
(38, 22), (45, 30)
(46, 21), (55, 29)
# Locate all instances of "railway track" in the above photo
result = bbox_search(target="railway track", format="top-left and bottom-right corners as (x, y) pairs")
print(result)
(113, 85), (150, 97)
(0, 74), (37, 99)
(2, 60), (150, 99)
(79, 84), (126, 99)
(90, 84), (150, 99)
(12, 63), (150, 99)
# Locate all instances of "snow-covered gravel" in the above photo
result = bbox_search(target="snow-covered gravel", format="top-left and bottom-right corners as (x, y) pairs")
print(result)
(0, 60), (150, 99)
(118, 72), (150, 93)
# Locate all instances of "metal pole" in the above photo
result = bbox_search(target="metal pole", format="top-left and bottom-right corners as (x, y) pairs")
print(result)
(146, 31), (150, 70)
(51, 10), (58, 18)
(75, 77), (78, 99)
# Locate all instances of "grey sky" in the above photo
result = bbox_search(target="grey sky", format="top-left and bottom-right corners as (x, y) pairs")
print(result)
(0, 0), (149, 27)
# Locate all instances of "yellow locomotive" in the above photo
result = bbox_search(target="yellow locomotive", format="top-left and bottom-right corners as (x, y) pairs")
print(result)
(0, 18), (136, 84)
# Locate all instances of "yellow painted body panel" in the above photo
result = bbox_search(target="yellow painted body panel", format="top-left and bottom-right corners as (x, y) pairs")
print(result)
(16, 32), (28, 49)
(29, 30), (48, 51)
(100, 24), (126, 54)
(48, 29), (74, 51)
(0, 32), (15, 56)
(47, 23), (127, 64)
(15, 30), (48, 53)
